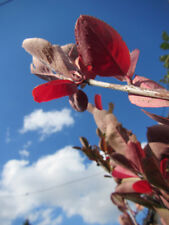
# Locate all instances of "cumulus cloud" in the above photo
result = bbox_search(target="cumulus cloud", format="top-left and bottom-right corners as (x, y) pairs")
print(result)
(19, 141), (32, 157)
(19, 109), (74, 140)
(0, 146), (119, 225)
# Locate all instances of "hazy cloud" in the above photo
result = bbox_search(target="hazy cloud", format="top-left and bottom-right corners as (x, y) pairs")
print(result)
(29, 208), (63, 225)
(0, 146), (119, 225)
(19, 109), (74, 140)
(18, 141), (32, 158)
(5, 128), (11, 143)
(19, 149), (30, 157)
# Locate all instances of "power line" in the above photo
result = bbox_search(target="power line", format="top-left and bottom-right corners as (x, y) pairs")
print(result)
(0, 172), (105, 198)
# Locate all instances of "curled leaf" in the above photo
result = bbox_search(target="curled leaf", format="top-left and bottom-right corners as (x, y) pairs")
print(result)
(31, 56), (58, 81)
(69, 89), (88, 112)
(126, 49), (140, 78)
(22, 38), (80, 80)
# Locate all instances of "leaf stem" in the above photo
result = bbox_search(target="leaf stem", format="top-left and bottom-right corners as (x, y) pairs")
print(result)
(87, 79), (169, 101)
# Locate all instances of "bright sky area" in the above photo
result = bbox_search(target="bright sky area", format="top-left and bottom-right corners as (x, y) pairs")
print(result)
(0, 0), (169, 225)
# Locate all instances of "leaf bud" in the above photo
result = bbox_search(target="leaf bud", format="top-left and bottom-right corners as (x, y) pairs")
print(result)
(69, 89), (88, 112)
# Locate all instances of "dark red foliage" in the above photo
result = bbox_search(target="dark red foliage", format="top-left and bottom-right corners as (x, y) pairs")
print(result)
(132, 180), (152, 194)
(94, 94), (103, 110)
(75, 15), (130, 79)
(32, 80), (77, 103)
(69, 89), (88, 112)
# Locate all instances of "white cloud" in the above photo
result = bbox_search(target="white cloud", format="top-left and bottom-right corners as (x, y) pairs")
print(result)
(19, 109), (74, 140)
(141, 142), (147, 148)
(0, 146), (119, 225)
(29, 208), (63, 225)
(5, 128), (11, 143)
(18, 141), (32, 158)
(19, 149), (30, 157)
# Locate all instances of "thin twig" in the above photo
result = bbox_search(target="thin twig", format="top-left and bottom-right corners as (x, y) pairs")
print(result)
(87, 79), (169, 101)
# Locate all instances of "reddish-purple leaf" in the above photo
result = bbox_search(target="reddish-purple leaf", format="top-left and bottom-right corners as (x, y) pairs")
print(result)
(149, 142), (169, 160)
(142, 147), (169, 192)
(112, 165), (137, 179)
(142, 109), (169, 126)
(95, 94), (103, 110)
(160, 158), (169, 179)
(75, 15), (130, 79)
(115, 179), (140, 193)
(126, 141), (145, 173)
(133, 180), (152, 194)
(128, 75), (169, 107)
(69, 89), (88, 112)
(112, 192), (161, 209)
(32, 80), (77, 103)
(111, 193), (127, 212)
(126, 49), (140, 78)
(147, 125), (169, 144)
(110, 152), (137, 173)
(154, 208), (169, 225)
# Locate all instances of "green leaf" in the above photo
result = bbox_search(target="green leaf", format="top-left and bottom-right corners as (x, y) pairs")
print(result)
(162, 31), (169, 42)
(160, 42), (169, 50)
(160, 54), (169, 62)
(164, 61), (169, 69)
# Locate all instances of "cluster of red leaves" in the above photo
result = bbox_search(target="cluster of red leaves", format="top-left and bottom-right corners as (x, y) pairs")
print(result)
(22, 15), (169, 111)
(77, 95), (169, 225)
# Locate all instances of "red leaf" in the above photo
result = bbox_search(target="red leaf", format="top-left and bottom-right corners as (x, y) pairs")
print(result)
(160, 158), (169, 179)
(94, 94), (103, 110)
(112, 165), (137, 179)
(126, 141), (145, 173)
(142, 109), (169, 126)
(133, 180), (152, 194)
(126, 49), (140, 78)
(129, 75), (169, 107)
(32, 80), (77, 103)
(75, 15), (130, 79)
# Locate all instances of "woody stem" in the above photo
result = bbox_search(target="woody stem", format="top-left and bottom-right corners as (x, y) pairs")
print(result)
(87, 79), (169, 101)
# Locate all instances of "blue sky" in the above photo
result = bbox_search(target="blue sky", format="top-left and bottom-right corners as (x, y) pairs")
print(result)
(0, 0), (169, 225)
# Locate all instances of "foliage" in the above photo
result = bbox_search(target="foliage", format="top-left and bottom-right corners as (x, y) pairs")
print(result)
(23, 15), (169, 225)
(23, 219), (31, 225)
(160, 31), (169, 84)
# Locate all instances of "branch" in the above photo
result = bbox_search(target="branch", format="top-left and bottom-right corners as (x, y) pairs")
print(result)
(87, 79), (169, 101)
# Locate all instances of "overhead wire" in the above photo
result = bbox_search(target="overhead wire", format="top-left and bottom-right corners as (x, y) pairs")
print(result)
(0, 172), (106, 198)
